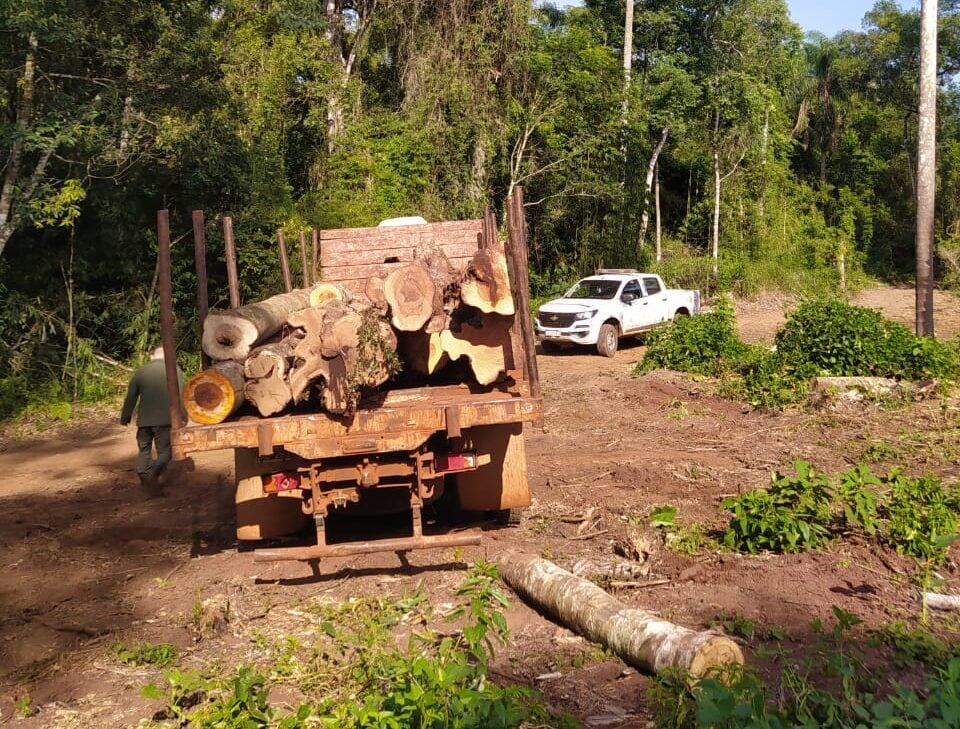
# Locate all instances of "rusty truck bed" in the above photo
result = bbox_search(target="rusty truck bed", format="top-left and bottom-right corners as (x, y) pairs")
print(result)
(172, 382), (540, 460)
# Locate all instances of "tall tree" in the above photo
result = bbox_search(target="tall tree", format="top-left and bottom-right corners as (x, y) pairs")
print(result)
(916, 0), (937, 336)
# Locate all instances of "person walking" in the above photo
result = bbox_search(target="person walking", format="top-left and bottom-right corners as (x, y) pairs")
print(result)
(120, 347), (184, 489)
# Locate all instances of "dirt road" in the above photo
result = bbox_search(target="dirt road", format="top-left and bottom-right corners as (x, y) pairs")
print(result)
(1, 287), (959, 726)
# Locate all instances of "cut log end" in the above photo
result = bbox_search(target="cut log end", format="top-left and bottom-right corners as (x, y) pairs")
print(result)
(384, 264), (436, 331)
(461, 246), (515, 316)
(439, 314), (509, 385)
(688, 636), (745, 679)
(184, 361), (245, 425)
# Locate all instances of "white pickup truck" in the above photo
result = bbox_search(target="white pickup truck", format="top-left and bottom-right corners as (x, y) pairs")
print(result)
(534, 270), (701, 357)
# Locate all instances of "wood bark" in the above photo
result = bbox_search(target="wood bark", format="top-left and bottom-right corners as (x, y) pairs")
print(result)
(415, 245), (459, 332)
(439, 314), (510, 385)
(384, 264), (436, 331)
(243, 335), (299, 417)
(498, 551), (743, 678)
(202, 288), (312, 361)
(288, 301), (397, 414)
(916, 0), (937, 337)
(460, 243), (515, 316)
(654, 162), (662, 263)
(184, 361), (246, 425)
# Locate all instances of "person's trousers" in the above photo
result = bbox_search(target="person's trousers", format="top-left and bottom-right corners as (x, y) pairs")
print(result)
(136, 426), (172, 478)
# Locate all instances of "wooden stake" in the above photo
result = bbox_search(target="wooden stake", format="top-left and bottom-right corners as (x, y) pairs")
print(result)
(192, 210), (210, 367)
(505, 187), (541, 399)
(311, 229), (319, 284)
(223, 215), (241, 309)
(277, 229), (293, 293)
(157, 209), (184, 430)
(299, 230), (310, 287)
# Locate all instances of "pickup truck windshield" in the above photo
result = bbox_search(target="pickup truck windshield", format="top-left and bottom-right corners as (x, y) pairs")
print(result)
(564, 279), (620, 300)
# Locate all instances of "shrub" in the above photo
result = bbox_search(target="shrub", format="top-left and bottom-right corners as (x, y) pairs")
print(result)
(882, 471), (960, 561)
(774, 299), (960, 381)
(722, 461), (833, 554)
(637, 297), (748, 376)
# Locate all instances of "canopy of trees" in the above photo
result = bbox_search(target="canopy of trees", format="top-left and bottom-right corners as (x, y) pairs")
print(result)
(2, 0), (959, 415)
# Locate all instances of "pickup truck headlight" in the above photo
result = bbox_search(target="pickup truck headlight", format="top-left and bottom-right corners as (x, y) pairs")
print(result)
(574, 310), (597, 321)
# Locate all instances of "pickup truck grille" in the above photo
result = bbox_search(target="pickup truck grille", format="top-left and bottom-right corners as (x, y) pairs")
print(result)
(539, 311), (578, 328)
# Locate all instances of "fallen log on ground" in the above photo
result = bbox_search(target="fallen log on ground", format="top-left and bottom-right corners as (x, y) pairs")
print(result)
(923, 592), (960, 611)
(811, 376), (902, 396)
(497, 551), (743, 678)
(202, 288), (312, 361)
(183, 360), (246, 424)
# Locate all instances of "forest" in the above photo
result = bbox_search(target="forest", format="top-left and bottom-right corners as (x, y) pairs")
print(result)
(2, 0), (960, 418)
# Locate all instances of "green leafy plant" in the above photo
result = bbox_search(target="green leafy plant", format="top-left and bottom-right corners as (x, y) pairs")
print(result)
(835, 464), (881, 535)
(636, 297), (748, 377)
(882, 471), (960, 561)
(15, 694), (34, 718)
(722, 460), (833, 553)
(113, 641), (178, 668)
(650, 505), (678, 529)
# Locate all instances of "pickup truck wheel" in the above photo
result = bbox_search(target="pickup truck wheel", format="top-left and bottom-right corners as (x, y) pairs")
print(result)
(596, 322), (618, 357)
(673, 310), (690, 322)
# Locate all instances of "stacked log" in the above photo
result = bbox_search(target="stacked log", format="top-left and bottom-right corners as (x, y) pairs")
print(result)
(184, 232), (517, 424)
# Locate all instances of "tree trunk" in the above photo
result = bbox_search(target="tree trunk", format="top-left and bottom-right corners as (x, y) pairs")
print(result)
(384, 263), (437, 332)
(439, 313), (510, 385)
(0, 32), (37, 258)
(497, 552), (743, 678)
(916, 0), (937, 337)
(202, 288), (312, 361)
(183, 361), (246, 425)
(654, 162), (662, 263)
(620, 0), (634, 191)
(460, 243), (515, 317)
(759, 106), (770, 221)
(712, 144), (721, 280)
(638, 127), (670, 251)
(326, 0), (344, 151)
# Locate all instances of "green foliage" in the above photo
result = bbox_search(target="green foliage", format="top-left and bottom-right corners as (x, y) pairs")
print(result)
(652, 606), (960, 729)
(882, 471), (960, 562)
(141, 563), (572, 728)
(114, 641), (178, 668)
(721, 461), (960, 563)
(15, 694), (34, 718)
(876, 622), (952, 669)
(650, 505), (678, 529)
(637, 298), (748, 377)
(774, 300), (960, 381)
(722, 460), (833, 554)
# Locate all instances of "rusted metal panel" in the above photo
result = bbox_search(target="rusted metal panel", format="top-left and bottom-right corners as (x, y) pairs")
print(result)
(172, 385), (541, 459)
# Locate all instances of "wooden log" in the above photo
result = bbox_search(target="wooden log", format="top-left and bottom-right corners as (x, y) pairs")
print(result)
(398, 331), (449, 376)
(439, 314), (509, 385)
(365, 276), (388, 312)
(384, 263), (436, 331)
(202, 288), (311, 361)
(309, 282), (352, 307)
(277, 229), (293, 293)
(288, 302), (398, 414)
(299, 231), (311, 287)
(924, 592), (960, 611)
(498, 551), (743, 678)
(183, 361), (246, 425)
(460, 242), (515, 316)
(414, 245), (458, 334)
(811, 376), (902, 396)
(242, 336), (299, 417)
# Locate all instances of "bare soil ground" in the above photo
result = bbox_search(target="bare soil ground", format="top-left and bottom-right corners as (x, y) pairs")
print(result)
(2, 286), (960, 727)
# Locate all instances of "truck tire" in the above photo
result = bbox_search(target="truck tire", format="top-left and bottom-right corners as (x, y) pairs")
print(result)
(674, 309), (690, 322)
(596, 322), (618, 357)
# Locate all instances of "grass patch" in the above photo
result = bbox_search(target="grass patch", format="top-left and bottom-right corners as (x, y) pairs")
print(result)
(114, 641), (178, 668)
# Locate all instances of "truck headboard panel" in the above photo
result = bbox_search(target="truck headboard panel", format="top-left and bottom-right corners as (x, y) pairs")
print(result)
(320, 220), (482, 293)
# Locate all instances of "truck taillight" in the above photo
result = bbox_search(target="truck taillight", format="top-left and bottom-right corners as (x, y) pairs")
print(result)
(262, 472), (301, 493)
(435, 452), (478, 473)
